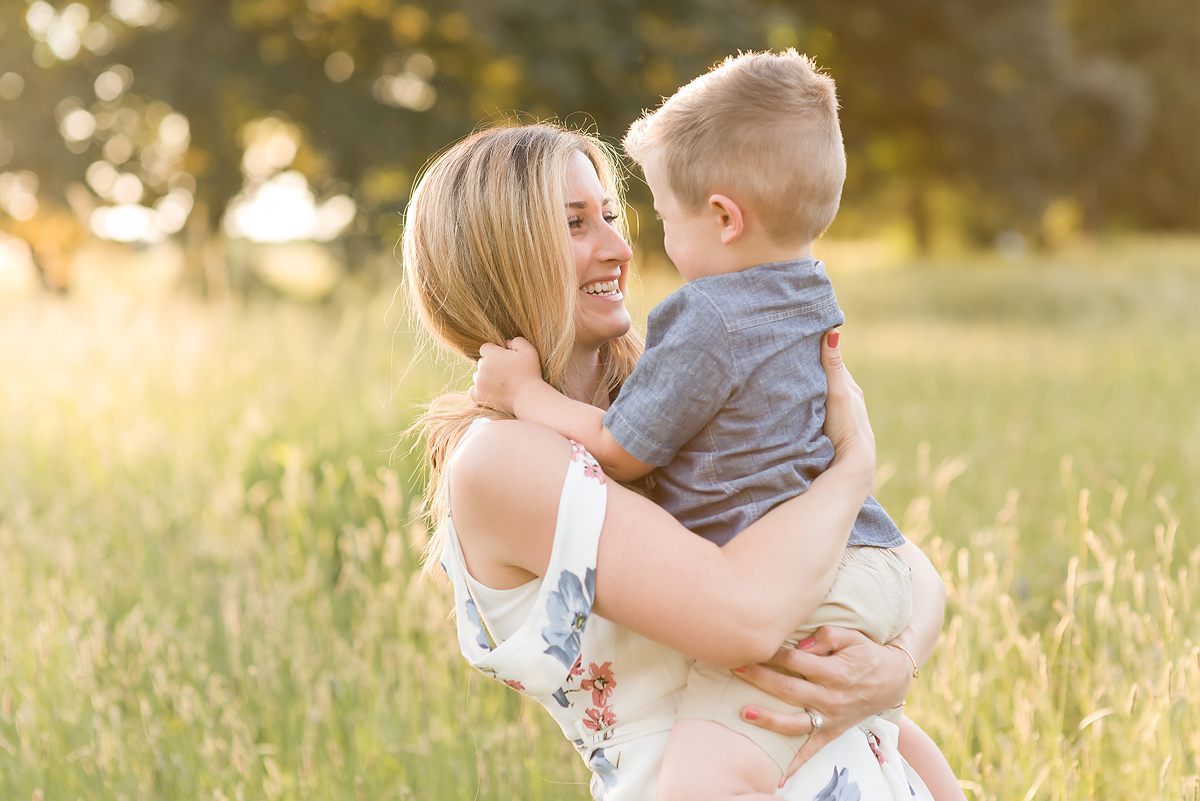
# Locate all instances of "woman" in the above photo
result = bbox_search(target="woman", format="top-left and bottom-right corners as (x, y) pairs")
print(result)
(406, 122), (949, 799)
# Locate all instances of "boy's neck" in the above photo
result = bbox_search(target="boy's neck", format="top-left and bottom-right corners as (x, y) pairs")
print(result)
(692, 239), (814, 281)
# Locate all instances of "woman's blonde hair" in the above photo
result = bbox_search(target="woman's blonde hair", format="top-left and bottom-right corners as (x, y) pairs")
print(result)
(404, 122), (643, 576)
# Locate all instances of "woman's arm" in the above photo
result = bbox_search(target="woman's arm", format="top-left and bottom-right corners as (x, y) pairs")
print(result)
(889, 539), (946, 666)
(450, 331), (874, 669)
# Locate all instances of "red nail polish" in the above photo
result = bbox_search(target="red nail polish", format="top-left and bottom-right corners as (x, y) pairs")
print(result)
(743, 709), (758, 721)
(733, 666), (747, 673)
(798, 637), (816, 650)
(827, 331), (839, 348)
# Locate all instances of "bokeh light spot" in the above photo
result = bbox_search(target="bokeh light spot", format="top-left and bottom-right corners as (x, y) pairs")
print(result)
(325, 51), (355, 83)
(0, 74), (24, 101)
(61, 108), (97, 142)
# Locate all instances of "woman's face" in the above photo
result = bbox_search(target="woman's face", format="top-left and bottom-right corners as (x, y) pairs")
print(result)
(565, 150), (633, 352)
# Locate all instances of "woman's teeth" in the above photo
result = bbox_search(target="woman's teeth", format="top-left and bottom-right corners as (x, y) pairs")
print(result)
(583, 280), (619, 296)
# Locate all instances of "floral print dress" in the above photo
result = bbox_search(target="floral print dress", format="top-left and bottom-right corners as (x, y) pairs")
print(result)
(442, 421), (934, 801)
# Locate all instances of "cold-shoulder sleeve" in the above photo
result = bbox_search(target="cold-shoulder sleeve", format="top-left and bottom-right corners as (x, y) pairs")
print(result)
(441, 440), (608, 697)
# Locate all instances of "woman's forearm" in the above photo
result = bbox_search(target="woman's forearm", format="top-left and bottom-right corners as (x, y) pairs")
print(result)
(592, 453), (874, 668)
(889, 540), (946, 666)
(718, 458), (874, 642)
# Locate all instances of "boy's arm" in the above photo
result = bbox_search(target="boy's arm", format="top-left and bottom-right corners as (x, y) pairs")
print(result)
(470, 338), (654, 482)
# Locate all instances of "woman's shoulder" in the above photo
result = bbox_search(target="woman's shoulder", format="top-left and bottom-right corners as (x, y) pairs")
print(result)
(449, 419), (575, 498)
(447, 420), (582, 577)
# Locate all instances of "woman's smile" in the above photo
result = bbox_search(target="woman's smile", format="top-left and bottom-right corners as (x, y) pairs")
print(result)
(566, 150), (633, 349)
(581, 276), (624, 300)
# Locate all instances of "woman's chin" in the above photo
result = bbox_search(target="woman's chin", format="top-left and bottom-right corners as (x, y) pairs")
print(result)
(577, 310), (633, 349)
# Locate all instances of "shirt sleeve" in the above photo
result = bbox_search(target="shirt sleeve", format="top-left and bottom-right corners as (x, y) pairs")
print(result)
(603, 288), (736, 466)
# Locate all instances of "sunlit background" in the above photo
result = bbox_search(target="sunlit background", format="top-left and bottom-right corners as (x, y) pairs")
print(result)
(1, 0), (1199, 299)
(1, 2), (1199, 800)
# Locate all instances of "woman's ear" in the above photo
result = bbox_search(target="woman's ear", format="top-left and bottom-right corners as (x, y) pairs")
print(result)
(708, 194), (744, 246)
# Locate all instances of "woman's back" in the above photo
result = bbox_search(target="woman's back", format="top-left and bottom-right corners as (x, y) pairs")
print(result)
(442, 419), (691, 800)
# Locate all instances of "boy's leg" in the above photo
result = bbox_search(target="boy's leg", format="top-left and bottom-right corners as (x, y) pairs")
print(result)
(658, 547), (918, 801)
(896, 715), (967, 801)
(656, 719), (781, 801)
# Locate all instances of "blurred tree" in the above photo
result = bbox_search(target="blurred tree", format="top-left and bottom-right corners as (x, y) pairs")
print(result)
(1067, 0), (1199, 231)
(775, 0), (1151, 248)
(0, 0), (766, 285)
(0, 0), (1178, 287)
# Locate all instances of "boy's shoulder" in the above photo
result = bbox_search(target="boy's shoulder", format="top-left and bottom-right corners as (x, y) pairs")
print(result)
(645, 258), (842, 345)
(689, 258), (842, 329)
(644, 280), (728, 341)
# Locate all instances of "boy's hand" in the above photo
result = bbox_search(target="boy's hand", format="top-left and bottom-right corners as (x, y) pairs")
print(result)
(470, 337), (545, 415)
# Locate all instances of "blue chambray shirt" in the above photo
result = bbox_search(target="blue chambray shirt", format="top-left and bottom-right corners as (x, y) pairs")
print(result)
(604, 257), (904, 548)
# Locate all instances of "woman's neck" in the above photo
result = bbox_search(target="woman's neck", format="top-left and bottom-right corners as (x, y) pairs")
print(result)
(564, 346), (606, 408)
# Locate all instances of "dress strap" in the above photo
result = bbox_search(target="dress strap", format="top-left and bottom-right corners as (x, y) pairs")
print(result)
(441, 439), (609, 697)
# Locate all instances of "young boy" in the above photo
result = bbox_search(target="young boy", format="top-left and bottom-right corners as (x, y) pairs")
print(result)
(473, 51), (957, 799)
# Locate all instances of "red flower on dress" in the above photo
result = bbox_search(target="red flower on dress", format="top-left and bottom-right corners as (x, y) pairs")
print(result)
(583, 705), (617, 732)
(866, 731), (887, 766)
(503, 679), (526, 692)
(583, 462), (607, 484)
(570, 441), (607, 484)
(569, 655), (585, 679)
(581, 661), (617, 706)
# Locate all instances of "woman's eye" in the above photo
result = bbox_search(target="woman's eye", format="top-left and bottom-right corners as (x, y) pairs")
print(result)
(568, 217), (583, 230)
(604, 212), (620, 224)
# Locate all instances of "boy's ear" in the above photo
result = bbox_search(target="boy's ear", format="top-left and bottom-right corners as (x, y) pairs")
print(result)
(708, 194), (744, 246)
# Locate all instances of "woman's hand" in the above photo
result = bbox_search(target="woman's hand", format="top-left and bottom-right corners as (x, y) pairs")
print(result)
(820, 330), (876, 488)
(735, 625), (912, 785)
(469, 337), (544, 415)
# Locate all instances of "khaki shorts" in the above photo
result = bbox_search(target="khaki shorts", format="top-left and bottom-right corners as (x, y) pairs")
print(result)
(675, 545), (913, 771)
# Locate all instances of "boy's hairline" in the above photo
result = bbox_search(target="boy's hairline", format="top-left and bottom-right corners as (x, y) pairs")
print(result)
(622, 54), (845, 244)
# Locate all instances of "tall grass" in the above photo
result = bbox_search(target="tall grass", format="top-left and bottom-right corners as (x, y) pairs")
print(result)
(0, 237), (1197, 799)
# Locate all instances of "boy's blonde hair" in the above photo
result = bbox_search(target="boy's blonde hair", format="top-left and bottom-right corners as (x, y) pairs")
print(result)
(403, 123), (643, 576)
(624, 49), (846, 246)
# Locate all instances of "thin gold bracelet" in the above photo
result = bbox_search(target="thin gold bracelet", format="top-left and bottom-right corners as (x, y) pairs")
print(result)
(889, 643), (920, 678)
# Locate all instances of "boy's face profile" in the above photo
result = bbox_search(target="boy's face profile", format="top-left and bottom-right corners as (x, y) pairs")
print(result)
(642, 157), (722, 282)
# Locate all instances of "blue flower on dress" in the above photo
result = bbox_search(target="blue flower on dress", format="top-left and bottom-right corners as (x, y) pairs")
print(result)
(587, 748), (618, 800)
(463, 598), (491, 652)
(541, 568), (595, 667)
(552, 688), (569, 708)
(814, 767), (861, 801)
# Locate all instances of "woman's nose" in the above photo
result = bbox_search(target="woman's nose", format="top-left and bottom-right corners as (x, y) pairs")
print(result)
(601, 224), (633, 263)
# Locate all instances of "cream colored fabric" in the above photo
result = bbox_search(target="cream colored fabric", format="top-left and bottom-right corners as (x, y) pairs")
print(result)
(676, 545), (913, 770)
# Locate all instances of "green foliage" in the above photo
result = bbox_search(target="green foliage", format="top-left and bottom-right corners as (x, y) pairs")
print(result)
(1067, 0), (1200, 230)
(1, 240), (1197, 798)
(0, 0), (1184, 262)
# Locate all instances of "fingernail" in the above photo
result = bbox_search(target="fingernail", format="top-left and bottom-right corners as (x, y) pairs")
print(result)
(742, 709), (758, 721)
(732, 666), (747, 673)
(827, 331), (839, 348)
(797, 637), (816, 650)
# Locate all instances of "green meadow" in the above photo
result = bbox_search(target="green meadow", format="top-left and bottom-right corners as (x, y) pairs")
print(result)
(1, 237), (1197, 800)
